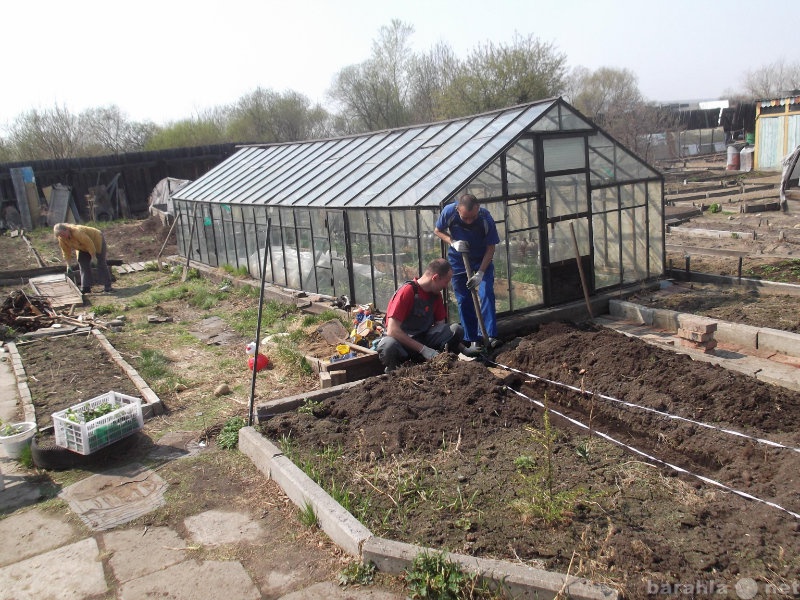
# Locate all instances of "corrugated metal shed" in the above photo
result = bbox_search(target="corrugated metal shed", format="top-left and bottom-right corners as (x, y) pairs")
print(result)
(173, 99), (573, 209)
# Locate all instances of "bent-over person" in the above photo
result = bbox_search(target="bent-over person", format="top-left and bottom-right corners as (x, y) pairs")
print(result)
(54, 223), (113, 294)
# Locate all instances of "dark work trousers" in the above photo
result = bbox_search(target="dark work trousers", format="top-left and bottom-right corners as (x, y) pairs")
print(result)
(77, 238), (112, 292)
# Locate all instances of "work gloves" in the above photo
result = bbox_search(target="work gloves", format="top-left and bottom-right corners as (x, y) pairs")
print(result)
(419, 346), (438, 360)
(451, 240), (469, 253)
(466, 270), (484, 290)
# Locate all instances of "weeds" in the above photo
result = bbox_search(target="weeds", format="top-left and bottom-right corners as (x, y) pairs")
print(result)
(137, 349), (171, 380)
(298, 501), (318, 527)
(405, 551), (500, 599)
(511, 399), (587, 525)
(297, 399), (323, 415)
(338, 561), (376, 586)
(217, 416), (247, 449)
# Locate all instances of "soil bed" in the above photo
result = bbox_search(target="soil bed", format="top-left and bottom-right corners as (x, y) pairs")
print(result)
(15, 333), (141, 428)
(261, 322), (800, 598)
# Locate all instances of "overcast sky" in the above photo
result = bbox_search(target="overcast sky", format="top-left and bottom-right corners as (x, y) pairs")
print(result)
(2, 0), (794, 131)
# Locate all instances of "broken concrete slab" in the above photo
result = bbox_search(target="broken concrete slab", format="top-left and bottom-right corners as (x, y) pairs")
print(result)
(189, 315), (239, 345)
(147, 430), (204, 462)
(59, 463), (167, 531)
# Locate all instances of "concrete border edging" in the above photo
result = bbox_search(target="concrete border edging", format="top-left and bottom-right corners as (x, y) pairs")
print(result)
(238, 427), (371, 557)
(5, 342), (36, 423)
(238, 426), (619, 600)
(362, 537), (617, 600)
(609, 299), (800, 359)
(90, 330), (163, 417)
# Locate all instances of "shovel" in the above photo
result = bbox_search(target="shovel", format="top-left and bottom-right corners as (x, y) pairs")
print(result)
(461, 251), (490, 348)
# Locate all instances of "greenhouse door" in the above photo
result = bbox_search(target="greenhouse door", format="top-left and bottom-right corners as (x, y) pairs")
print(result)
(540, 136), (593, 306)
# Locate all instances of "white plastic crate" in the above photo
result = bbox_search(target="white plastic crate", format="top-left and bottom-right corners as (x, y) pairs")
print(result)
(52, 391), (144, 455)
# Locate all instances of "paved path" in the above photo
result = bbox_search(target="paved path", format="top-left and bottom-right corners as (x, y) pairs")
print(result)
(0, 347), (404, 600)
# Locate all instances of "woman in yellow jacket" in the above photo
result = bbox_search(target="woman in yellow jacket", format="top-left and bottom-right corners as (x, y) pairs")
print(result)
(54, 223), (113, 294)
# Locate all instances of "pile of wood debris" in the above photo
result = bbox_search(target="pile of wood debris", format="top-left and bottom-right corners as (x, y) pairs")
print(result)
(0, 289), (104, 334)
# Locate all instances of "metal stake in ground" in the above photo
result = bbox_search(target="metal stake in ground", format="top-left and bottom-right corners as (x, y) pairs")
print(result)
(248, 219), (272, 426)
(460, 251), (490, 346)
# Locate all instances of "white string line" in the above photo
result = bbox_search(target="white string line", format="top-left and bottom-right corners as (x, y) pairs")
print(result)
(487, 359), (800, 454)
(504, 385), (800, 520)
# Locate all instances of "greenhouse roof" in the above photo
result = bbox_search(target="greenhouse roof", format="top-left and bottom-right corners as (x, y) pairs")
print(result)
(172, 98), (651, 210)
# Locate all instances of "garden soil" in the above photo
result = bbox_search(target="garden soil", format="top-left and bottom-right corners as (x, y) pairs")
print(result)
(3, 215), (800, 598)
(262, 322), (800, 598)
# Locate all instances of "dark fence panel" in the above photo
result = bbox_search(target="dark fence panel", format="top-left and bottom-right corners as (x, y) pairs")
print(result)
(0, 144), (237, 224)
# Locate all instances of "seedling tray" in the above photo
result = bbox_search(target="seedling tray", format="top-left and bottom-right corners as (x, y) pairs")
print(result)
(53, 391), (144, 455)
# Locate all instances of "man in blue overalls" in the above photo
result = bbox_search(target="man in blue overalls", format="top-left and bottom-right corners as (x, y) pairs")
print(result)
(434, 193), (500, 353)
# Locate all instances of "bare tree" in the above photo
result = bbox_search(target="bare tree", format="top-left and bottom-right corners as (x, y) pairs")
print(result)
(743, 59), (800, 98)
(439, 33), (567, 117)
(407, 42), (459, 123)
(7, 105), (85, 160)
(227, 88), (330, 143)
(567, 67), (642, 123)
(329, 19), (414, 131)
(80, 105), (157, 154)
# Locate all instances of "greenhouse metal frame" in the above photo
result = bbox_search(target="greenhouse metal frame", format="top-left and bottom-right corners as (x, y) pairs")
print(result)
(171, 98), (664, 317)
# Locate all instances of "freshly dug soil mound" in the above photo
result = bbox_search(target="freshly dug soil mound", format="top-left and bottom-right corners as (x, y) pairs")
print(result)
(261, 322), (800, 598)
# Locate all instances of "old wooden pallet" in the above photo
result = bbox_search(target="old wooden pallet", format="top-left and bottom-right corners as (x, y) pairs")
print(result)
(28, 273), (83, 308)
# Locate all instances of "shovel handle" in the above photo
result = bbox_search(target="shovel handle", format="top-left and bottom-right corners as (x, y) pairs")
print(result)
(460, 252), (490, 343)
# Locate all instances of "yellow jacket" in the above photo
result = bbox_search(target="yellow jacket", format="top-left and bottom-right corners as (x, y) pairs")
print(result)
(57, 225), (105, 262)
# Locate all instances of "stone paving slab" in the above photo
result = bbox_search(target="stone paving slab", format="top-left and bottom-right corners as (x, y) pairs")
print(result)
(117, 559), (261, 600)
(0, 510), (79, 568)
(183, 509), (264, 546)
(103, 525), (189, 583)
(0, 537), (106, 600)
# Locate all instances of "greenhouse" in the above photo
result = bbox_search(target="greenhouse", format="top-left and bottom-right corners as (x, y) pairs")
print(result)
(171, 98), (664, 317)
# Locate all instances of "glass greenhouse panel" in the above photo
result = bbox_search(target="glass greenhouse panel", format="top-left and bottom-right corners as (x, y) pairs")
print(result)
(202, 205), (217, 267)
(348, 210), (368, 235)
(327, 211), (349, 300)
(493, 220), (511, 313)
(507, 197), (539, 231)
(391, 209), (419, 237)
(419, 210), (441, 266)
(648, 181), (664, 277)
(369, 210), (392, 235)
(509, 226), (543, 312)
(350, 232), (373, 305)
(591, 184), (618, 213)
(466, 157), (503, 199)
(615, 145), (657, 183)
(546, 175), (587, 218)
(593, 208), (622, 289)
(543, 137), (586, 172)
(548, 218), (590, 263)
(588, 133), (616, 185)
(559, 108), (594, 131)
(506, 138), (537, 196)
(620, 208), (644, 284)
(531, 106), (561, 131)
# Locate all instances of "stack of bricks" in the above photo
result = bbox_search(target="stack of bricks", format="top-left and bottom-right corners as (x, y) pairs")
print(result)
(677, 318), (718, 354)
